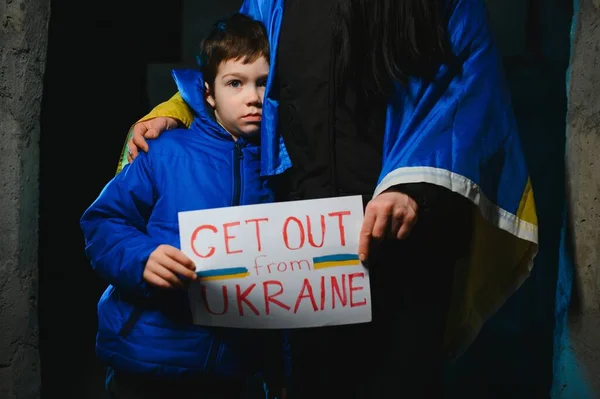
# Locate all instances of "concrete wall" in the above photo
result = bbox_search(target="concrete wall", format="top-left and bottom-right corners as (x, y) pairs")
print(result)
(559, 0), (600, 397)
(0, 0), (49, 398)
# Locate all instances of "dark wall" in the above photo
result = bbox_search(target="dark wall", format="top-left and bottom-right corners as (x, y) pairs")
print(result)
(39, 2), (182, 397)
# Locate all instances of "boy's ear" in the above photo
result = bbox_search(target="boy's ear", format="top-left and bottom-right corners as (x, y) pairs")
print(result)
(204, 81), (216, 109)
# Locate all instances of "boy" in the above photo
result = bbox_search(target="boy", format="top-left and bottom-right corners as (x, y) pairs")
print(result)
(80, 13), (277, 399)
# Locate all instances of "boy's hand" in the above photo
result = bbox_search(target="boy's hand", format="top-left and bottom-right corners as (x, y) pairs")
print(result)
(143, 244), (197, 289)
(127, 117), (179, 162)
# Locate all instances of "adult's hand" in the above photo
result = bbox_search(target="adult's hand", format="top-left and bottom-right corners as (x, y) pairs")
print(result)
(358, 187), (419, 262)
(126, 117), (180, 162)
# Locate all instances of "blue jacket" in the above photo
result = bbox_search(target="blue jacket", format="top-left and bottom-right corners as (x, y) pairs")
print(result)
(80, 68), (275, 377)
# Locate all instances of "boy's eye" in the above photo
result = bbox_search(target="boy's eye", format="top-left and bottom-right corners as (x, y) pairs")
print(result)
(257, 78), (267, 88)
(228, 80), (242, 88)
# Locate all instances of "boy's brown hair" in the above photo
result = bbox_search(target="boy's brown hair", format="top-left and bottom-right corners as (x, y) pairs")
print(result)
(199, 13), (270, 89)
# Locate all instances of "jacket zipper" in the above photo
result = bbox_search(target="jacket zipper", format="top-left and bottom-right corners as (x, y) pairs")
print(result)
(232, 142), (244, 206)
(207, 142), (244, 372)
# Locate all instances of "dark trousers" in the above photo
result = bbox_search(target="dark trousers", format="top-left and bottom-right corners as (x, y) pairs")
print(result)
(287, 240), (457, 399)
(105, 368), (247, 399)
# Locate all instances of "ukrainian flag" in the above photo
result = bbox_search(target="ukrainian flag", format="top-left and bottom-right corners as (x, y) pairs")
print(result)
(312, 254), (362, 270)
(196, 267), (250, 282)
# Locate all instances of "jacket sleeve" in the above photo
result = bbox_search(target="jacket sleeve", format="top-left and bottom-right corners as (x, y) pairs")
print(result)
(116, 92), (194, 175)
(376, 182), (472, 271)
(82, 153), (162, 297)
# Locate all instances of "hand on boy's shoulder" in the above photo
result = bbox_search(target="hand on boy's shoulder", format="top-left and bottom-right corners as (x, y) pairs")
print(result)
(127, 117), (180, 163)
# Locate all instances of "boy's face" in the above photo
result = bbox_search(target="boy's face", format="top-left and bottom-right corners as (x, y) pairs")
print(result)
(205, 56), (269, 139)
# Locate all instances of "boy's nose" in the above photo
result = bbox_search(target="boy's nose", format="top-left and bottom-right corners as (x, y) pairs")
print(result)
(246, 88), (261, 104)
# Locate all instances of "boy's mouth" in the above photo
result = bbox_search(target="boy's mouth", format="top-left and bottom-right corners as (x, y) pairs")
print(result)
(242, 113), (262, 122)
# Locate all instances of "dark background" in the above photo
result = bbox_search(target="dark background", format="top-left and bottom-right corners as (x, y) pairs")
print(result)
(38, 2), (183, 397)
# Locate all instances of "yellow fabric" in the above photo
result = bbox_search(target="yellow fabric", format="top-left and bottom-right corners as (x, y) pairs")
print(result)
(116, 92), (194, 175)
(517, 178), (537, 226)
(444, 205), (537, 358)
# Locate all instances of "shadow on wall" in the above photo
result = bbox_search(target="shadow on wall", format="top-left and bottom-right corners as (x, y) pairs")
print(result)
(445, 0), (575, 397)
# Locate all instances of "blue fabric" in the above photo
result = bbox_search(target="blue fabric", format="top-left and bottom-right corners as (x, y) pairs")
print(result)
(81, 69), (275, 377)
(240, 0), (531, 222)
(240, 0), (289, 176)
(379, 0), (527, 213)
(442, 0), (573, 394)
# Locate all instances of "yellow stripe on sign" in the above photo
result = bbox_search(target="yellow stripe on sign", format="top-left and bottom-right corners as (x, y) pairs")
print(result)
(198, 272), (251, 281)
(313, 260), (361, 270)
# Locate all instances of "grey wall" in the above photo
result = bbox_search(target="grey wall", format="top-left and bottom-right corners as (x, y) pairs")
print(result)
(0, 0), (50, 398)
(559, 0), (600, 396)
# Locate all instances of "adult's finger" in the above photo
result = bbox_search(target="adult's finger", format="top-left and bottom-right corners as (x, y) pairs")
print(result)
(358, 210), (377, 262)
(131, 123), (149, 152)
(127, 140), (138, 162)
(144, 117), (178, 139)
(165, 117), (180, 131)
(396, 208), (418, 240)
(144, 127), (162, 139)
(389, 208), (404, 238)
(370, 213), (388, 240)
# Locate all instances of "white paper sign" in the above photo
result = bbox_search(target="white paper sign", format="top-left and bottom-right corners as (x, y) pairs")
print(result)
(178, 195), (372, 329)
